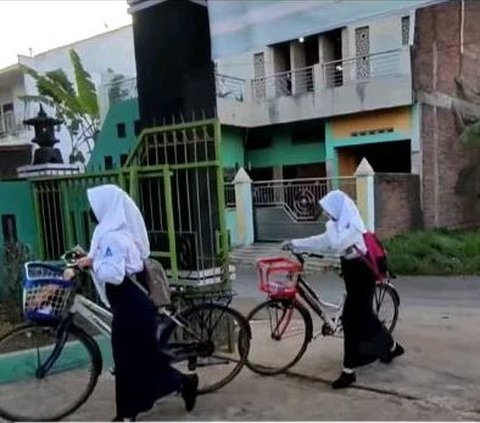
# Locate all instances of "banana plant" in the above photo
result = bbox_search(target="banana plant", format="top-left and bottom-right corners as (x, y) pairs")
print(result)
(19, 49), (100, 165)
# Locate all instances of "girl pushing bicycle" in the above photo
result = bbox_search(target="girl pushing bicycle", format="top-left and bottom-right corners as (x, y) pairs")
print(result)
(283, 190), (404, 389)
(76, 185), (198, 421)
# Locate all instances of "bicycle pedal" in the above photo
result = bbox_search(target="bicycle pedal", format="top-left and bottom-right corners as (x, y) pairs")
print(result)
(188, 356), (197, 371)
(321, 323), (334, 336)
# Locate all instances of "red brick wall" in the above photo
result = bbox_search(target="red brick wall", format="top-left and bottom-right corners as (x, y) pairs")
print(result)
(414, 0), (480, 228)
(375, 174), (423, 239)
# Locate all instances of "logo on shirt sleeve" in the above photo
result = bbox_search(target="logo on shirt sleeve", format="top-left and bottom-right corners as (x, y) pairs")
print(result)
(105, 247), (113, 257)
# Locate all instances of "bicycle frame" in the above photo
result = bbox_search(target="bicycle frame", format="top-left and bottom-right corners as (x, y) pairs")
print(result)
(71, 294), (112, 337)
(296, 276), (346, 337)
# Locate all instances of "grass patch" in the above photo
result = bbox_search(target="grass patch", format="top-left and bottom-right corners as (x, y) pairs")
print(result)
(384, 229), (480, 275)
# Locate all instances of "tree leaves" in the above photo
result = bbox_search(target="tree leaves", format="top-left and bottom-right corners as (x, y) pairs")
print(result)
(19, 49), (100, 166)
(69, 49), (99, 119)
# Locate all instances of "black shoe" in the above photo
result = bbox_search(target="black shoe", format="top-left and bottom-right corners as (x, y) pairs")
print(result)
(381, 343), (405, 363)
(332, 371), (356, 389)
(181, 373), (199, 412)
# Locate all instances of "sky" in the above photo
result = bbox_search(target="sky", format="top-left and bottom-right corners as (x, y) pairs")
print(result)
(0, 0), (132, 69)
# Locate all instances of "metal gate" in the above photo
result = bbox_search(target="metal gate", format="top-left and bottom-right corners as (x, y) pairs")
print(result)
(32, 119), (229, 287)
(252, 177), (357, 241)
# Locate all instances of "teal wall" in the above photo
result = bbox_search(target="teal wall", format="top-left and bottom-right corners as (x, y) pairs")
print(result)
(87, 99), (139, 172)
(245, 127), (325, 169)
(0, 181), (37, 253)
(221, 126), (245, 169)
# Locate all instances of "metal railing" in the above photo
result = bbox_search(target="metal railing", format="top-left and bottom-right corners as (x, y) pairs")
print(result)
(104, 76), (138, 105)
(251, 66), (314, 100)
(0, 111), (27, 138)
(216, 74), (246, 102)
(252, 177), (357, 222)
(323, 49), (403, 88)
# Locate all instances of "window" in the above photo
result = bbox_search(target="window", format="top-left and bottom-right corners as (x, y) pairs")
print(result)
(355, 26), (370, 79)
(291, 121), (325, 144)
(104, 156), (113, 170)
(246, 128), (272, 150)
(402, 16), (410, 46)
(134, 120), (142, 136)
(1, 214), (17, 244)
(117, 122), (126, 138)
(120, 154), (128, 166)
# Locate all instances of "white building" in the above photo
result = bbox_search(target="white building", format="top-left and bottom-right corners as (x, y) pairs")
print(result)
(0, 24), (136, 163)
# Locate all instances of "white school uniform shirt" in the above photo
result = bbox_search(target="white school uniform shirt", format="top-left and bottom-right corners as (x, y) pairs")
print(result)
(291, 190), (367, 259)
(87, 184), (150, 308)
(90, 230), (144, 307)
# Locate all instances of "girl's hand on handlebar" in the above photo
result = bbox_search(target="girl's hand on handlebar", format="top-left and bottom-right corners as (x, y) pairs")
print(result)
(281, 241), (293, 251)
(76, 256), (93, 270)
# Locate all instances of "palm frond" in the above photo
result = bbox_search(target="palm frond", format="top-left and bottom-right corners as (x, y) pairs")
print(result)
(69, 49), (99, 119)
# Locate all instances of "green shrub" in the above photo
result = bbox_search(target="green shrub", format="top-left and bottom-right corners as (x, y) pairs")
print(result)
(384, 229), (480, 275)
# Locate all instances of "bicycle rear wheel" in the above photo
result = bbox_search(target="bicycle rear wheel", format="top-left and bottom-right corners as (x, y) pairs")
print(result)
(373, 284), (399, 333)
(246, 299), (312, 375)
(163, 303), (250, 394)
(0, 323), (102, 421)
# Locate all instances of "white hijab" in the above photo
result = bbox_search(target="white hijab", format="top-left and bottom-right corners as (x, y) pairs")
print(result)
(87, 185), (150, 260)
(319, 190), (366, 251)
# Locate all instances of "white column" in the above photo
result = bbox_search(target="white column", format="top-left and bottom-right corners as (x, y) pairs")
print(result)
(354, 158), (375, 231)
(233, 168), (254, 246)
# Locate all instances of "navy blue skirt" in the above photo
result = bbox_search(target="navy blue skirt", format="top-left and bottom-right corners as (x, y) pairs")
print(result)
(106, 274), (183, 418)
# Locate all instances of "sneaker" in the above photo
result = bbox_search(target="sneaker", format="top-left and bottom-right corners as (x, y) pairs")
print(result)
(380, 343), (405, 363)
(332, 371), (356, 389)
(181, 373), (199, 412)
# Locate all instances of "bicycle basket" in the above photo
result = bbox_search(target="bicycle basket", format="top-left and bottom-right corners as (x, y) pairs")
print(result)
(23, 262), (74, 323)
(256, 257), (302, 299)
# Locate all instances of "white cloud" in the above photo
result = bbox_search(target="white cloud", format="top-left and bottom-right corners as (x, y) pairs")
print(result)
(0, 0), (131, 68)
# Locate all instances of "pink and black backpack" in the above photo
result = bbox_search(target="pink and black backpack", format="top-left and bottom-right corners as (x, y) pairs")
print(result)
(357, 231), (390, 281)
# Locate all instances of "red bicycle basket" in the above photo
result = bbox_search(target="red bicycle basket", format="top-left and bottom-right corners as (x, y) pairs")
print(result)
(256, 257), (303, 299)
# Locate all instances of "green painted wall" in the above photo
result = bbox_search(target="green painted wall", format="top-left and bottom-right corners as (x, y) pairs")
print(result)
(0, 181), (37, 252)
(87, 99), (140, 172)
(245, 127), (325, 169)
(221, 126), (245, 169)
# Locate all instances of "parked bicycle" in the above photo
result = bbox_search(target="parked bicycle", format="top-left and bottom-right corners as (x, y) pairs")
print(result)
(0, 251), (250, 422)
(245, 250), (399, 375)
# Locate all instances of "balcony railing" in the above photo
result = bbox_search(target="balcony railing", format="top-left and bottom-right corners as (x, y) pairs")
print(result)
(323, 48), (403, 88)
(252, 66), (314, 100)
(0, 111), (28, 139)
(104, 76), (138, 105)
(231, 48), (406, 101)
(216, 74), (247, 102)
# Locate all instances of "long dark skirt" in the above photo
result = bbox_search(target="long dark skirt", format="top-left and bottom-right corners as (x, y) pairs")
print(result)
(341, 257), (394, 369)
(106, 274), (183, 418)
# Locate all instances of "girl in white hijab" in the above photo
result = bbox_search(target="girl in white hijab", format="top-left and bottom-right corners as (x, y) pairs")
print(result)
(286, 190), (404, 389)
(76, 185), (198, 421)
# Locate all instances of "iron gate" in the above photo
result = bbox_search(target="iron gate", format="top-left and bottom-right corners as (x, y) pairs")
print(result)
(252, 177), (357, 241)
(32, 119), (229, 287)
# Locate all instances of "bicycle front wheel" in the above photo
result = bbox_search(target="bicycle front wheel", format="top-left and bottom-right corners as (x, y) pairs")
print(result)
(373, 284), (399, 333)
(0, 323), (102, 422)
(163, 303), (250, 394)
(246, 299), (312, 375)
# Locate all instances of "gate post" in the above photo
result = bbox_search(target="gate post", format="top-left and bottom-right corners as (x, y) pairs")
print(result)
(354, 158), (375, 231)
(233, 168), (254, 246)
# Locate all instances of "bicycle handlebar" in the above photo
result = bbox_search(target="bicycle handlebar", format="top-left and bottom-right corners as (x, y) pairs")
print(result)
(290, 250), (324, 265)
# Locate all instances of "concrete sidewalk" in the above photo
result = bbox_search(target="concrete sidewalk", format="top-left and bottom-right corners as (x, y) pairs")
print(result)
(65, 303), (480, 421)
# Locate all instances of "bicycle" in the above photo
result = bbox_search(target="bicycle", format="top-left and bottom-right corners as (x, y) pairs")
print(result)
(245, 250), (400, 376)
(0, 253), (250, 422)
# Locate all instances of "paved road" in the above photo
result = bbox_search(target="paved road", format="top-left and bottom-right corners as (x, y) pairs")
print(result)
(3, 268), (480, 421)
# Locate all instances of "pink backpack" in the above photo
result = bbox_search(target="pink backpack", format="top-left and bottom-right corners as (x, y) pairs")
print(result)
(356, 231), (389, 281)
